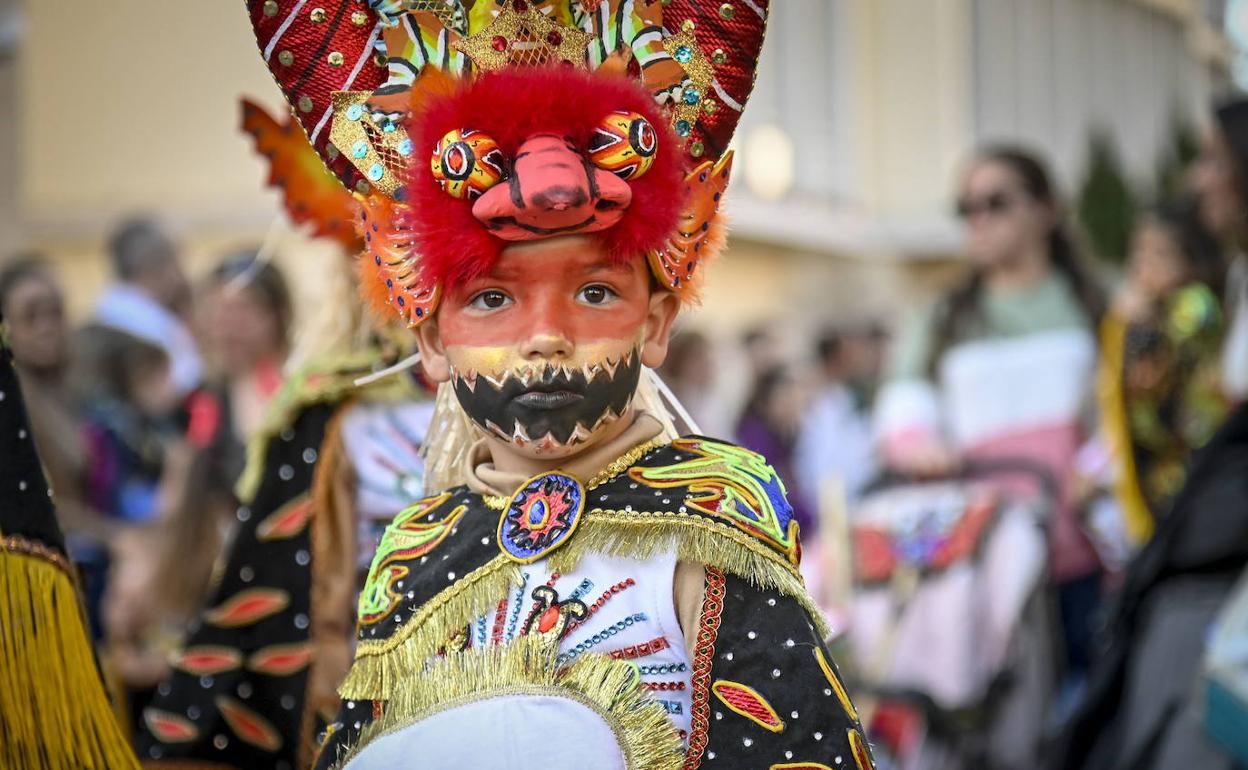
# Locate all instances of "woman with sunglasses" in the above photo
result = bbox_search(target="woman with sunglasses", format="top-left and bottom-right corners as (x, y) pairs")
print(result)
(873, 146), (1107, 721)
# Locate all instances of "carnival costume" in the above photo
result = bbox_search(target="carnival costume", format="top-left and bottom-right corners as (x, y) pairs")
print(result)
(244, 2), (871, 768)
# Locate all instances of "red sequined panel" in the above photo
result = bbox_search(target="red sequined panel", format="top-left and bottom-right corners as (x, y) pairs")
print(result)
(661, 0), (770, 159)
(247, 0), (387, 191)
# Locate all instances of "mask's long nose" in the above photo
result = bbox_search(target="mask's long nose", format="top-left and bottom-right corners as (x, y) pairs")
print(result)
(472, 134), (631, 240)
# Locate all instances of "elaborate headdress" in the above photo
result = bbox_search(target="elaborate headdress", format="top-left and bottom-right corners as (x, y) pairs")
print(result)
(247, 0), (769, 326)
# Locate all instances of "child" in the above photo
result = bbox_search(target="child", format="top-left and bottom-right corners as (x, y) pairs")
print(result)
(244, 2), (871, 769)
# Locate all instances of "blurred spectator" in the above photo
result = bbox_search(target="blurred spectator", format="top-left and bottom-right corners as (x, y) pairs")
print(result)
(0, 256), (123, 640)
(1089, 199), (1229, 552)
(94, 218), (202, 396)
(1193, 99), (1248, 403)
(0, 256), (86, 506)
(198, 251), (291, 446)
(1049, 404), (1248, 770)
(875, 145), (1106, 681)
(740, 323), (782, 380)
(658, 329), (724, 435)
(795, 326), (878, 508)
(735, 365), (813, 533)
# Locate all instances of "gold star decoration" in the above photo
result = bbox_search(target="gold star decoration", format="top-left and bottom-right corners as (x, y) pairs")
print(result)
(663, 29), (715, 135)
(453, 0), (592, 71)
(406, 0), (461, 30)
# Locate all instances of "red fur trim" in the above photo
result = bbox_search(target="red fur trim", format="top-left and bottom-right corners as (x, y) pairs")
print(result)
(402, 66), (685, 292)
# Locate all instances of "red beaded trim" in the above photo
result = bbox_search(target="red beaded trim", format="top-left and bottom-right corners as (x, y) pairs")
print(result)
(490, 597), (508, 645)
(609, 635), (670, 660)
(682, 566), (725, 769)
(643, 681), (687, 691)
(567, 577), (636, 634)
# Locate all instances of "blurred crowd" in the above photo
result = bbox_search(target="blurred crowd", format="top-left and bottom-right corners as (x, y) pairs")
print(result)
(1, 220), (292, 725)
(7, 95), (1248, 768)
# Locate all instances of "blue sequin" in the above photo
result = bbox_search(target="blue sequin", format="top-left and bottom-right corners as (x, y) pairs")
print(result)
(368, 163), (385, 181)
(352, 140), (369, 159)
(346, 104), (364, 121)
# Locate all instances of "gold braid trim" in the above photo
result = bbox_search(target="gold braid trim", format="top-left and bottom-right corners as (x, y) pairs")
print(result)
(481, 438), (668, 512)
(333, 638), (683, 770)
(585, 439), (669, 488)
(340, 509), (824, 700)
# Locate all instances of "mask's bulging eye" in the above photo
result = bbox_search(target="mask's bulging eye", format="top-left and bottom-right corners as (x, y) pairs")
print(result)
(588, 111), (658, 180)
(430, 128), (505, 199)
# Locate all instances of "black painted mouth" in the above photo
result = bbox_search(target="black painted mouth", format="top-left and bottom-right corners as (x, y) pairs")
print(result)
(452, 350), (641, 447)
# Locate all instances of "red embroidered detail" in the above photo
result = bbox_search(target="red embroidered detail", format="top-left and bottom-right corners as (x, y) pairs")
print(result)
(490, 597), (509, 644)
(520, 571), (561, 635)
(711, 680), (785, 732)
(256, 495), (314, 541)
(204, 588), (290, 627)
(143, 708), (200, 744)
(643, 681), (687, 691)
(609, 636), (670, 660)
(216, 696), (283, 752)
(566, 577), (635, 634)
(247, 642), (314, 676)
(373, 700), (385, 721)
(849, 728), (875, 769)
(683, 566), (725, 769)
(172, 645), (243, 676)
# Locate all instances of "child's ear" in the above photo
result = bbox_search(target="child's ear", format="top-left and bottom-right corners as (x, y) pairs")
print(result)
(640, 291), (682, 369)
(414, 319), (451, 383)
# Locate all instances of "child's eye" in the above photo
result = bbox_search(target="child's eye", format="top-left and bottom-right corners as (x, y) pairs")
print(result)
(469, 290), (512, 311)
(578, 284), (618, 305)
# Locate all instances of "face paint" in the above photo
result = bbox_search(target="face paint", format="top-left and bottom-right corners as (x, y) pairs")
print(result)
(452, 348), (641, 451)
(434, 237), (655, 458)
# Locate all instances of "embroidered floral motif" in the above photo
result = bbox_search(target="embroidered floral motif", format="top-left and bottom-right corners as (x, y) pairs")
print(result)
(628, 438), (800, 566)
(358, 493), (467, 625)
(683, 565), (724, 768)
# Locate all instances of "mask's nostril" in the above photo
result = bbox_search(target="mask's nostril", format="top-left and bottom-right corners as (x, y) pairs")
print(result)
(595, 199), (621, 211)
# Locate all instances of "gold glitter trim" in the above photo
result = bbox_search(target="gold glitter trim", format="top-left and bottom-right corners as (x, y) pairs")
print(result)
(333, 638), (683, 770)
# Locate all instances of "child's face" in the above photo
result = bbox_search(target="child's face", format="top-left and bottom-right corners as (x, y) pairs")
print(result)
(131, 361), (178, 419)
(417, 236), (680, 461)
(1129, 222), (1187, 301)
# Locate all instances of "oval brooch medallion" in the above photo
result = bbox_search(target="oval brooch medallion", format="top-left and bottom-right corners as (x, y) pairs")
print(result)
(498, 472), (587, 564)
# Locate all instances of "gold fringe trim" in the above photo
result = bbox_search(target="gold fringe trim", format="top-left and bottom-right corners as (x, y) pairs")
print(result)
(341, 510), (824, 700)
(333, 638), (683, 770)
(341, 555), (521, 700)
(0, 548), (140, 770)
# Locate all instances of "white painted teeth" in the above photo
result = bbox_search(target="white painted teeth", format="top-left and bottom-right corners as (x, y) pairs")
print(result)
(484, 419), (511, 442)
(512, 420), (532, 444)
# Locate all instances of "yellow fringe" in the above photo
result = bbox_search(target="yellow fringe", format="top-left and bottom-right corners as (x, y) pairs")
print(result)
(341, 510), (824, 700)
(334, 638), (683, 770)
(1096, 314), (1155, 545)
(0, 549), (139, 770)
